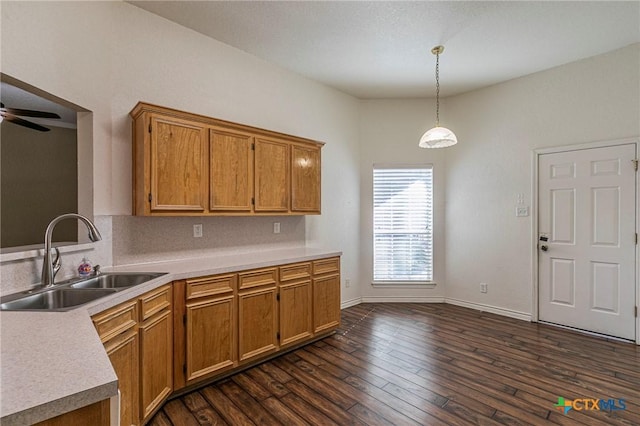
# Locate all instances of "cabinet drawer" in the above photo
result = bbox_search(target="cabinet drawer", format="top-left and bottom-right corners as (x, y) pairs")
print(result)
(280, 262), (311, 282)
(238, 268), (277, 290)
(186, 274), (235, 300)
(312, 257), (340, 276)
(140, 285), (172, 321)
(92, 300), (138, 343)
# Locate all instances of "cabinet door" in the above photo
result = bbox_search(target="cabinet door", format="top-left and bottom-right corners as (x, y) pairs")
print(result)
(105, 329), (139, 426)
(254, 138), (289, 212)
(313, 274), (341, 334)
(210, 128), (253, 212)
(34, 400), (111, 426)
(150, 115), (207, 212)
(186, 295), (236, 383)
(238, 286), (278, 362)
(139, 309), (173, 421)
(291, 144), (321, 213)
(279, 279), (312, 347)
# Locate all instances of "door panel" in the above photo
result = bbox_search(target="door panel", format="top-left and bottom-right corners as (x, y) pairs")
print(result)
(538, 144), (636, 340)
(254, 138), (289, 212)
(550, 189), (575, 244)
(550, 258), (575, 306)
(150, 115), (207, 211)
(209, 128), (253, 211)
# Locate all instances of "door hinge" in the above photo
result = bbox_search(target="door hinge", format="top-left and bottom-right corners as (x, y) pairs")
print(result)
(148, 122), (152, 133)
(276, 293), (280, 301)
(635, 306), (638, 318)
(636, 233), (638, 244)
(183, 364), (187, 375)
(183, 314), (186, 326)
(148, 193), (152, 203)
(633, 159), (638, 171)
(251, 197), (255, 205)
(251, 143), (255, 151)
(276, 332), (280, 340)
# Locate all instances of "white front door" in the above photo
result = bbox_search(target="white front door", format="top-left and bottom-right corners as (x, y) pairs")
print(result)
(538, 144), (636, 340)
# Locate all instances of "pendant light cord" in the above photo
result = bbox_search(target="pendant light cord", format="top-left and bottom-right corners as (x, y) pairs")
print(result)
(435, 50), (440, 126)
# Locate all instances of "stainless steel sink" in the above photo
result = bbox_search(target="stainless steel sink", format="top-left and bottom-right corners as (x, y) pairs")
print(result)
(70, 273), (166, 290)
(0, 272), (167, 311)
(0, 288), (117, 311)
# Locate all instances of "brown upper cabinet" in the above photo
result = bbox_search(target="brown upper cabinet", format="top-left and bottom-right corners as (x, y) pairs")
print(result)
(130, 103), (323, 216)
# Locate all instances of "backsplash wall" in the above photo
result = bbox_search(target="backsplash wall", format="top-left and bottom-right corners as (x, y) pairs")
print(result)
(0, 215), (113, 295)
(112, 215), (306, 266)
(1, 215), (305, 295)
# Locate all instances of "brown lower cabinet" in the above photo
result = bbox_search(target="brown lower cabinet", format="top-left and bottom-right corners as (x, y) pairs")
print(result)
(92, 256), (340, 425)
(92, 285), (172, 426)
(34, 399), (111, 426)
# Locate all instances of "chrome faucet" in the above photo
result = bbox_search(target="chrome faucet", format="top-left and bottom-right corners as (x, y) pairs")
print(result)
(41, 213), (102, 287)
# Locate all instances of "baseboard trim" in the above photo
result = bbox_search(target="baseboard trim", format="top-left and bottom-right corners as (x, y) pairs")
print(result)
(445, 298), (532, 322)
(341, 297), (362, 309)
(361, 296), (445, 303)
(341, 296), (532, 322)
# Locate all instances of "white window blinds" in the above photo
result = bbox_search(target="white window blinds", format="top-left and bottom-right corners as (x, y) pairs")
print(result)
(373, 166), (433, 282)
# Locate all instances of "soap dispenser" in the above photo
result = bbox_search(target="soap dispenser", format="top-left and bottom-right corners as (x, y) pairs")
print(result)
(78, 257), (93, 278)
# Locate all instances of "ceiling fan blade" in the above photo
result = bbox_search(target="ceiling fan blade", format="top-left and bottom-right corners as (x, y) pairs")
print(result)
(2, 107), (61, 119)
(3, 115), (51, 132)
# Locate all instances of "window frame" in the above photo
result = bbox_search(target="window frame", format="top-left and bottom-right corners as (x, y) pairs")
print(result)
(372, 164), (435, 287)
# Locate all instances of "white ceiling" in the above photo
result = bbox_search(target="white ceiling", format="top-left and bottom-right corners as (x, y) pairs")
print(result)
(1, 81), (77, 128)
(129, 1), (640, 99)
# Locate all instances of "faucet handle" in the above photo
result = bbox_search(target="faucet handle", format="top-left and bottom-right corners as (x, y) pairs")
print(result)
(93, 264), (101, 276)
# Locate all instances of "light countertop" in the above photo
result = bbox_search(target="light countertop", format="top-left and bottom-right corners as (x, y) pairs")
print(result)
(0, 246), (341, 424)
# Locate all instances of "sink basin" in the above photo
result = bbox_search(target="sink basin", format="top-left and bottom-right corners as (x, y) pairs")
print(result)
(0, 272), (167, 311)
(0, 288), (117, 311)
(70, 273), (166, 290)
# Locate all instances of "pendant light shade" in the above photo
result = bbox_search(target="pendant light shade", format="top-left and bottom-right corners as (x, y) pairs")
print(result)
(419, 45), (457, 149)
(419, 126), (457, 148)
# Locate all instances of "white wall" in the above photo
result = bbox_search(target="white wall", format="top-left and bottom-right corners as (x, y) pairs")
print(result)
(445, 44), (640, 315)
(0, 1), (361, 299)
(357, 44), (639, 315)
(2, 2), (638, 316)
(359, 99), (447, 302)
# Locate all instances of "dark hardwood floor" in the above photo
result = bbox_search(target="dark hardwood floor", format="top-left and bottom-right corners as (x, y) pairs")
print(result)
(149, 303), (640, 425)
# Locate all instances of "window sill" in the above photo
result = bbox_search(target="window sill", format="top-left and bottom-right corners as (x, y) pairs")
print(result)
(371, 281), (437, 289)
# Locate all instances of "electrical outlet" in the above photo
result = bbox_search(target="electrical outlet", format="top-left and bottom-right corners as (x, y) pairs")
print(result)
(345, 279), (351, 288)
(480, 282), (488, 293)
(516, 206), (529, 217)
(273, 222), (281, 234)
(193, 224), (203, 238)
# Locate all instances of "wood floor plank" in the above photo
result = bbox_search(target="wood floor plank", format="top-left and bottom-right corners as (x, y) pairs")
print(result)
(231, 373), (272, 401)
(181, 391), (229, 425)
(147, 410), (173, 426)
(218, 380), (280, 425)
(274, 357), (423, 426)
(149, 303), (640, 426)
(260, 396), (310, 426)
(284, 379), (368, 426)
(200, 385), (256, 426)
(271, 357), (359, 411)
(294, 347), (351, 379)
(279, 393), (340, 426)
(161, 399), (200, 426)
(245, 365), (290, 398)
(259, 361), (294, 383)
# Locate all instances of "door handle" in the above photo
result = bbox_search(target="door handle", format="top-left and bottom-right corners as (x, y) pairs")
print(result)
(540, 245), (548, 252)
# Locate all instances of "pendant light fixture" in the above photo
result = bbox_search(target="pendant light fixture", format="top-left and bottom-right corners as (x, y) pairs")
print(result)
(419, 45), (458, 148)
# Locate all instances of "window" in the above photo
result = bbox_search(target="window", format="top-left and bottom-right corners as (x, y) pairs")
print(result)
(373, 166), (433, 283)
